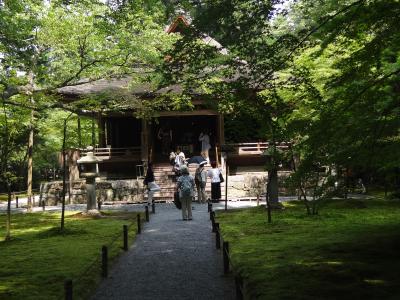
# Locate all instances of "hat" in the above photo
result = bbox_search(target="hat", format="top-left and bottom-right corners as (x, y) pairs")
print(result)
(180, 165), (189, 174)
(199, 161), (207, 166)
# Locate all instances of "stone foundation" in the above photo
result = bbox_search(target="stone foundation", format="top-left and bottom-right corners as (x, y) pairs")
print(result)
(39, 179), (146, 205)
(226, 171), (295, 199)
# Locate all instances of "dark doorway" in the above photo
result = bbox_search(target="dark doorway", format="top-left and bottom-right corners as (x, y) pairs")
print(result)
(152, 115), (217, 161)
(107, 117), (141, 148)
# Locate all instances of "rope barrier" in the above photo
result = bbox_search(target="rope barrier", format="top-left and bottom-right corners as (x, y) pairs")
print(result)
(211, 206), (245, 300)
(61, 214), (142, 299)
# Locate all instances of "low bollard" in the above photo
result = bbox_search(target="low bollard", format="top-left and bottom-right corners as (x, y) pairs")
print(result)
(137, 214), (141, 234)
(215, 223), (220, 249)
(16, 196), (19, 208)
(102, 246), (108, 278)
(64, 279), (73, 300)
(223, 241), (230, 274)
(235, 275), (244, 300)
(123, 225), (128, 251)
(145, 206), (149, 222)
(211, 212), (216, 233)
(42, 200), (45, 212)
(151, 203), (155, 214)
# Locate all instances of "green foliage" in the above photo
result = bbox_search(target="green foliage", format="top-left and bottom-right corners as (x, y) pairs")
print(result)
(216, 200), (400, 299)
(161, 0), (400, 197)
(0, 211), (141, 300)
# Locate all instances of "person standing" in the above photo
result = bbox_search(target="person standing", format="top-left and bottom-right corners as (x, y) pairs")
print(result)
(207, 161), (223, 203)
(173, 148), (186, 175)
(199, 132), (211, 163)
(143, 162), (160, 206)
(176, 165), (195, 220)
(195, 161), (207, 203)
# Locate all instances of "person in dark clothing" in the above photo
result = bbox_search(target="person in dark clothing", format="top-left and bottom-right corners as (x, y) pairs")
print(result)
(143, 162), (160, 206)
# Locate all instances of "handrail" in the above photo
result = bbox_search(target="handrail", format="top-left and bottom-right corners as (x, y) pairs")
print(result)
(81, 147), (141, 158)
(222, 142), (290, 155)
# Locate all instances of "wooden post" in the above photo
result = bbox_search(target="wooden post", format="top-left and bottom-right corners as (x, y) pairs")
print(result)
(102, 246), (108, 278)
(145, 206), (149, 222)
(235, 275), (244, 300)
(215, 146), (219, 166)
(16, 196), (19, 208)
(32, 193), (35, 207)
(215, 223), (220, 249)
(211, 211), (216, 232)
(123, 225), (128, 251)
(137, 214), (141, 234)
(64, 279), (72, 300)
(42, 199), (45, 212)
(223, 241), (230, 274)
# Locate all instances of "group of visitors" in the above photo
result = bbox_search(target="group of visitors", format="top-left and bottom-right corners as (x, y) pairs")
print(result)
(176, 160), (223, 221)
(143, 160), (223, 221)
(144, 128), (220, 221)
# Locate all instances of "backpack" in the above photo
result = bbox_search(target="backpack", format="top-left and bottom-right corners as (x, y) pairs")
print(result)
(180, 176), (193, 197)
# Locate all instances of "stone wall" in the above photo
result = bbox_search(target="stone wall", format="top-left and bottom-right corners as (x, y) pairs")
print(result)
(39, 179), (146, 205)
(225, 171), (295, 200)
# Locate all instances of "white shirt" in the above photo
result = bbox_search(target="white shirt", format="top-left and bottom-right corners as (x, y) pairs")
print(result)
(207, 168), (222, 183)
(175, 152), (185, 166)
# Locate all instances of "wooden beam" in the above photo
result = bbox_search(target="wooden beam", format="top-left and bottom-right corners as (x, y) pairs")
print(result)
(157, 109), (218, 117)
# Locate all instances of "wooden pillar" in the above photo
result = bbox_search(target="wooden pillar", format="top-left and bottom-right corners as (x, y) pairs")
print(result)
(98, 113), (106, 148)
(217, 114), (225, 145)
(141, 119), (149, 162)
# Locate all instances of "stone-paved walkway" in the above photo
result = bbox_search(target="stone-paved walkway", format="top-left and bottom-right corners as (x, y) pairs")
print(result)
(92, 202), (235, 300)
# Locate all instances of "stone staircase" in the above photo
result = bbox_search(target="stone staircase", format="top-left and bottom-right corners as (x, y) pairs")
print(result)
(146, 163), (225, 202)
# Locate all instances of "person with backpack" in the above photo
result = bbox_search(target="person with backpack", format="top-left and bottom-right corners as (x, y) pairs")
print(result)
(195, 161), (207, 203)
(176, 165), (195, 220)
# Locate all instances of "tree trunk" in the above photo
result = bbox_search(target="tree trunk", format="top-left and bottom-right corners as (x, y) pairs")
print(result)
(27, 109), (34, 212)
(78, 117), (82, 148)
(267, 168), (279, 205)
(5, 189), (11, 241)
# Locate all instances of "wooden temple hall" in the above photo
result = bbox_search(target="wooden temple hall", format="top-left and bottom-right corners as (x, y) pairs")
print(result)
(95, 111), (225, 177)
(57, 16), (272, 178)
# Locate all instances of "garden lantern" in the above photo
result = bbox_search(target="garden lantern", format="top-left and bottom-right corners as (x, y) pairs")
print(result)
(77, 149), (100, 213)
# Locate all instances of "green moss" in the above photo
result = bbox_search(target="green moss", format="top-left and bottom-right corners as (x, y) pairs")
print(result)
(216, 199), (400, 300)
(0, 211), (142, 300)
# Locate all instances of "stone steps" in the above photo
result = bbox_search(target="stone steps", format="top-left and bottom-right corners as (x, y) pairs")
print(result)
(146, 163), (225, 201)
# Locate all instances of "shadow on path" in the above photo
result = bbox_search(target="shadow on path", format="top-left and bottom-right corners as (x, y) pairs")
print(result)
(92, 203), (235, 300)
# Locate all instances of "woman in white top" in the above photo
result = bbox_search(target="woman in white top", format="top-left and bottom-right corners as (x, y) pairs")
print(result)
(207, 161), (222, 202)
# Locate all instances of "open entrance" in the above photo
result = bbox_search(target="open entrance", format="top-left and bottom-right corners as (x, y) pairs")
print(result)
(152, 115), (218, 162)
(106, 117), (141, 148)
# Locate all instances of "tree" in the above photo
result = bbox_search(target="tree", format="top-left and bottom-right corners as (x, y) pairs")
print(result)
(161, 0), (298, 209)
(0, 0), (177, 233)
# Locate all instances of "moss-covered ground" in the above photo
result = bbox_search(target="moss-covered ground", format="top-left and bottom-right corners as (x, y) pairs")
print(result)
(0, 211), (142, 300)
(216, 199), (400, 300)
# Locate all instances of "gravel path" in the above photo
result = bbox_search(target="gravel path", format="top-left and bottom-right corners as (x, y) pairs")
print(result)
(92, 202), (235, 300)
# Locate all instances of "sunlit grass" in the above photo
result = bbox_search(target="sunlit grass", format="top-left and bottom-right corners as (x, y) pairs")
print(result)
(216, 199), (400, 300)
(0, 211), (142, 300)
